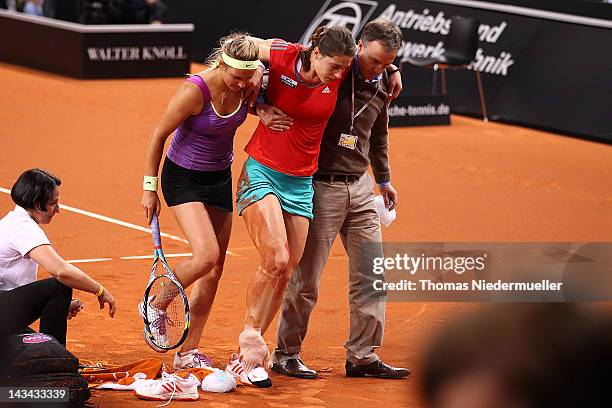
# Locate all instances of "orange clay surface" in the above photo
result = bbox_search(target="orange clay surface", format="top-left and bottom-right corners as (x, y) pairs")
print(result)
(1, 62), (612, 407)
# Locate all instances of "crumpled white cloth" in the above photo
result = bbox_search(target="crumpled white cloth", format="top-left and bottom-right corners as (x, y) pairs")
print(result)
(97, 373), (156, 390)
(374, 195), (397, 227)
(202, 368), (236, 393)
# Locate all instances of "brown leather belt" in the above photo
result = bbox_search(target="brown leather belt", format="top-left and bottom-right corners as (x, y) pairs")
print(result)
(313, 174), (361, 183)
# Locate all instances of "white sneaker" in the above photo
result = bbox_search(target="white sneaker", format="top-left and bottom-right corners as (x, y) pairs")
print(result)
(225, 353), (271, 388)
(202, 368), (236, 393)
(134, 372), (199, 402)
(138, 298), (169, 352)
(173, 349), (213, 370)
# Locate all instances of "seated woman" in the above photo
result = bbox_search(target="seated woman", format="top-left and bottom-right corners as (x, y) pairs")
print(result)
(0, 168), (116, 346)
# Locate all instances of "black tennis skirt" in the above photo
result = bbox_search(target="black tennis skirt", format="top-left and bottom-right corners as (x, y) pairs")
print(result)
(161, 157), (233, 212)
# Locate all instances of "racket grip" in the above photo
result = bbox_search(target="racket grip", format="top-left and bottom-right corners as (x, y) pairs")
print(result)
(151, 213), (162, 249)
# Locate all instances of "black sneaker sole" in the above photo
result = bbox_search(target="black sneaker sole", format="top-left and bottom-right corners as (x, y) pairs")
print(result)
(251, 378), (273, 388)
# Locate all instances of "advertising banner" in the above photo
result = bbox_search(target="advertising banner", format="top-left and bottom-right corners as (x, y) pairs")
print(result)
(165, 0), (611, 141)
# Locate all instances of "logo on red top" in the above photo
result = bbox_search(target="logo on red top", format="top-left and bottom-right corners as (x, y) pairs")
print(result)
(281, 75), (298, 88)
(22, 333), (54, 344)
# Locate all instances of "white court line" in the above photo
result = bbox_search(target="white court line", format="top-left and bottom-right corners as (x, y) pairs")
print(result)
(386, 304), (429, 335)
(423, 0), (612, 29)
(0, 186), (187, 243)
(0, 187), (237, 256)
(67, 251), (237, 263)
(65, 253), (192, 263)
(120, 253), (193, 260)
(67, 258), (113, 264)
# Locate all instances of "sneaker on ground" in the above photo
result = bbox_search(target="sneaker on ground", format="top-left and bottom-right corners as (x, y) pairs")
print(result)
(174, 348), (214, 370)
(134, 372), (200, 402)
(225, 353), (272, 388)
(138, 298), (169, 352)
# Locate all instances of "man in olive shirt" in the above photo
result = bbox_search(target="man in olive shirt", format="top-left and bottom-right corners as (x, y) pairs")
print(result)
(257, 20), (410, 380)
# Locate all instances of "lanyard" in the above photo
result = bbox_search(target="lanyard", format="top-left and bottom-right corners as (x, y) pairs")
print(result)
(350, 71), (380, 135)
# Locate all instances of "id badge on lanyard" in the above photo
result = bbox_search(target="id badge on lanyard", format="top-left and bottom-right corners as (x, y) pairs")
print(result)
(339, 133), (358, 150)
(339, 72), (379, 150)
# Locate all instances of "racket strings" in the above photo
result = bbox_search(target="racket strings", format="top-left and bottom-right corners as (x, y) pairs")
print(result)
(151, 313), (174, 334)
(146, 274), (187, 348)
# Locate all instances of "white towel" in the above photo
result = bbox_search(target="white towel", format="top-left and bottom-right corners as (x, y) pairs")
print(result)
(374, 195), (397, 227)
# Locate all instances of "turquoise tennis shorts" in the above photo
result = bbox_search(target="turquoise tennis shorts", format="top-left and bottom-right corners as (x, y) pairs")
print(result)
(236, 157), (314, 219)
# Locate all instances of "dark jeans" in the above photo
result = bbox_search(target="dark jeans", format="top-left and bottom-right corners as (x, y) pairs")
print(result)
(0, 278), (72, 345)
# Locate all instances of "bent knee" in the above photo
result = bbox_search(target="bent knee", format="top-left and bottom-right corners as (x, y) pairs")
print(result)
(261, 247), (289, 277)
(191, 252), (220, 275)
(205, 265), (224, 282)
(49, 279), (72, 298)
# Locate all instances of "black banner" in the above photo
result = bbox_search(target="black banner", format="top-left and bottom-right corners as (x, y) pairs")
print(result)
(82, 32), (191, 78)
(164, 0), (612, 142)
(0, 10), (193, 78)
(389, 95), (451, 126)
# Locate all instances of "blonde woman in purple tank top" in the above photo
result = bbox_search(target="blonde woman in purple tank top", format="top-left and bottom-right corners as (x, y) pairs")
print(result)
(139, 33), (263, 371)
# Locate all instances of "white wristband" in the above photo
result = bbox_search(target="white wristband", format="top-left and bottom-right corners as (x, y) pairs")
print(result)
(143, 176), (158, 192)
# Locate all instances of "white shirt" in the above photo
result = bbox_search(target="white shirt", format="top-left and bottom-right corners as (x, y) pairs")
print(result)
(0, 205), (51, 291)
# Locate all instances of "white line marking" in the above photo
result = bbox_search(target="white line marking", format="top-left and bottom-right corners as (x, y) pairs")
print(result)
(225, 245), (257, 252)
(386, 304), (429, 335)
(422, 0), (612, 29)
(65, 250), (237, 263)
(1, 187), (237, 256)
(59, 203), (190, 244)
(120, 253), (193, 260)
(123, 250), (238, 258)
(1, 187), (187, 243)
(67, 258), (113, 264)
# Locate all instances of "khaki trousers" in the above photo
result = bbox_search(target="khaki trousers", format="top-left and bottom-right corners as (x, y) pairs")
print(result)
(273, 173), (385, 365)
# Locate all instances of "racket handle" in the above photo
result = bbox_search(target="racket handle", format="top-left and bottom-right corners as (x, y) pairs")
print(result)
(151, 213), (162, 249)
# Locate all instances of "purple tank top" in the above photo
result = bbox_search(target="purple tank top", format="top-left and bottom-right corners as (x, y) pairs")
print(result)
(166, 74), (248, 171)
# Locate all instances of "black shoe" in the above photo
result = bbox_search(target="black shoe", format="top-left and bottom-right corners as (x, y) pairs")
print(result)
(272, 358), (317, 379)
(345, 359), (411, 379)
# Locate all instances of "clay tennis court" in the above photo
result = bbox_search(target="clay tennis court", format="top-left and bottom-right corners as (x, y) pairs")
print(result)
(1, 61), (611, 407)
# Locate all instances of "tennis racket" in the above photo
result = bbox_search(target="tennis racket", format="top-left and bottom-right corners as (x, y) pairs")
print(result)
(142, 213), (190, 351)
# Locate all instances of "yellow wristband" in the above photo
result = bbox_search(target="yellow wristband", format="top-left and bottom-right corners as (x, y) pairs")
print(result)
(95, 285), (104, 297)
(143, 176), (158, 192)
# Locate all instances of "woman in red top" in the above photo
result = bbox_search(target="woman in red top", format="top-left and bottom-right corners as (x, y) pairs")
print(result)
(225, 27), (356, 387)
